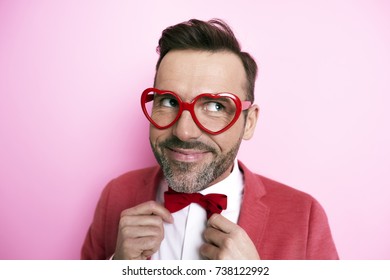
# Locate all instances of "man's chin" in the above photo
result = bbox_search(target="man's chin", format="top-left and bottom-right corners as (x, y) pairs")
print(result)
(167, 181), (209, 193)
(164, 164), (213, 193)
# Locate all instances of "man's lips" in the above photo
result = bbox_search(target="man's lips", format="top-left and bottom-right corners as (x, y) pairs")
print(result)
(166, 147), (211, 162)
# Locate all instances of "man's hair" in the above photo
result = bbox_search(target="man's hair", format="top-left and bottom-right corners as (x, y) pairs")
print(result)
(155, 19), (258, 102)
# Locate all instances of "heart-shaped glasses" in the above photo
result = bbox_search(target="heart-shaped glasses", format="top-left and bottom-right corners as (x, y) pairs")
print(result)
(141, 88), (252, 135)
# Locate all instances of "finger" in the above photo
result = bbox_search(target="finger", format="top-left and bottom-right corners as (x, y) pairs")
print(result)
(207, 214), (237, 233)
(121, 236), (162, 260)
(120, 225), (164, 239)
(203, 226), (227, 247)
(121, 201), (173, 223)
(199, 243), (220, 260)
(119, 214), (165, 228)
(115, 225), (164, 260)
(142, 249), (158, 259)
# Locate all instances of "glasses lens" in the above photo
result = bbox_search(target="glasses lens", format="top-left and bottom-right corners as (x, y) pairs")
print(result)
(144, 91), (180, 128)
(194, 96), (237, 133)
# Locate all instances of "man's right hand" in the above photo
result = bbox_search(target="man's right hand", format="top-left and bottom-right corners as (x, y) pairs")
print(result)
(113, 201), (173, 260)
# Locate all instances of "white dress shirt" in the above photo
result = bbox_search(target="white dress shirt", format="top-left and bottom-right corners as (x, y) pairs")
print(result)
(151, 159), (244, 260)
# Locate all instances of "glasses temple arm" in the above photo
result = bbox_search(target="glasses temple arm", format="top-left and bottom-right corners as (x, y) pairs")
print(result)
(241, 101), (252, 111)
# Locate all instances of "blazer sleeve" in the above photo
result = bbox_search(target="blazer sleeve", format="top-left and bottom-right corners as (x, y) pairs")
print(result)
(80, 182), (112, 260)
(306, 199), (339, 259)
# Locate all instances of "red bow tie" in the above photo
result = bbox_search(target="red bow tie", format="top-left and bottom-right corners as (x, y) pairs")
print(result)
(164, 188), (227, 219)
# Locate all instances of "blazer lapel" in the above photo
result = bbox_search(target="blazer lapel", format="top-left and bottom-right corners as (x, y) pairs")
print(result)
(135, 166), (163, 203)
(237, 161), (269, 247)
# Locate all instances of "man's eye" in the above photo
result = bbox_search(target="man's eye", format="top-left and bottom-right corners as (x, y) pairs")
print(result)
(161, 98), (178, 107)
(204, 102), (224, 112)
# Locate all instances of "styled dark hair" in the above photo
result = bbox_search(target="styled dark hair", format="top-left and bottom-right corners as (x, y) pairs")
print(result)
(155, 19), (258, 102)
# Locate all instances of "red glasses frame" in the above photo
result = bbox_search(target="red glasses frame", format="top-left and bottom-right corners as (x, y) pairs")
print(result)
(141, 88), (252, 135)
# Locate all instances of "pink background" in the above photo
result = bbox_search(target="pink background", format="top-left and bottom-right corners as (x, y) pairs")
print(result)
(1, 0), (389, 260)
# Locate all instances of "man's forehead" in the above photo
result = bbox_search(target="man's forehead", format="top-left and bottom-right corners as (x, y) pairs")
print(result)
(155, 50), (247, 98)
(157, 49), (243, 73)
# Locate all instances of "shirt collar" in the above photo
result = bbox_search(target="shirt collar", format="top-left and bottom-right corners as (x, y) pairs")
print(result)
(200, 159), (243, 199)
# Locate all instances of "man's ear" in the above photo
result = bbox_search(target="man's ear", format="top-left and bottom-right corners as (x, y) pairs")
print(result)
(243, 104), (259, 140)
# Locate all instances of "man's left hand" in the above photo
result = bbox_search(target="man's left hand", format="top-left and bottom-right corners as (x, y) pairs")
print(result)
(200, 214), (260, 260)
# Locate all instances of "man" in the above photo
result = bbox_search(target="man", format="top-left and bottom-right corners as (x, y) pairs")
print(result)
(81, 19), (338, 260)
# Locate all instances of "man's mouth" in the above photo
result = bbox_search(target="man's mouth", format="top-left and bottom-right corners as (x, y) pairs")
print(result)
(166, 147), (211, 162)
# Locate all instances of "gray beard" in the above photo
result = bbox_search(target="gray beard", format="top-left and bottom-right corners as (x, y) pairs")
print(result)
(151, 136), (241, 193)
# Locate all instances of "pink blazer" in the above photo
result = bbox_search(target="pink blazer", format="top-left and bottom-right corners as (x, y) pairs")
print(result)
(81, 161), (338, 260)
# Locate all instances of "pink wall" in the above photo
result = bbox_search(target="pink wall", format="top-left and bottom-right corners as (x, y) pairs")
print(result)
(1, 0), (389, 259)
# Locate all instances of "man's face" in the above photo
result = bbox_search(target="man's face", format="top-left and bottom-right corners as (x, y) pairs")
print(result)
(150, 49), (258, 193)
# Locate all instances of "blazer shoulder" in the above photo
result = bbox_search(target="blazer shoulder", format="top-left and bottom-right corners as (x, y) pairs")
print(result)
(100, 165), (162, 207)
(242, 163), (320, 214)
(259, 174), (313, 199)
(240, 160), (317, 207)
(239, 161), (338, 259)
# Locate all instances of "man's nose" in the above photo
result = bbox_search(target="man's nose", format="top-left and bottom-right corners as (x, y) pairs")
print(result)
(172, 110), (202, 141)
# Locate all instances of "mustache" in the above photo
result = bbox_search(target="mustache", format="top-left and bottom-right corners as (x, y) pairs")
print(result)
(159, 136), (216, 153)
